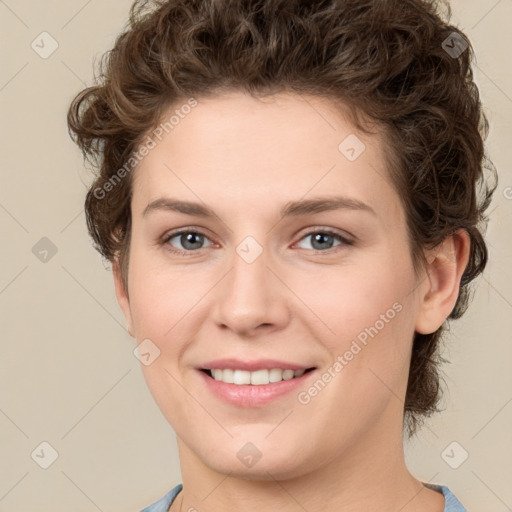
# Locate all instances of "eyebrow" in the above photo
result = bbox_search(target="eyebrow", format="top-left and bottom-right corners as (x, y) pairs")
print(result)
(142, 196), (376, 218)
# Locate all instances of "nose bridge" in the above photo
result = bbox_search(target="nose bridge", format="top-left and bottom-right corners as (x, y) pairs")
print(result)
(213, 235), (288, 335)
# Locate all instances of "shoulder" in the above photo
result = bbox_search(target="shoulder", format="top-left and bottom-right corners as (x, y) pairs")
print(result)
(424, 483), (467, 512)
(139, 483), (183, 512)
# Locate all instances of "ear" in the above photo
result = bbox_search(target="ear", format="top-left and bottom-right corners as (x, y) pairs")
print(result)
(113, 259), (134, 337)
(415, 229), (471, 335)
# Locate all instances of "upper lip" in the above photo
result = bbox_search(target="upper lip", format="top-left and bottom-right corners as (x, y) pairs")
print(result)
(199, 358), (315, 371)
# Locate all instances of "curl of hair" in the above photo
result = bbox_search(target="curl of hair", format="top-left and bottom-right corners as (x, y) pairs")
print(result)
(67, 0), (497, 438)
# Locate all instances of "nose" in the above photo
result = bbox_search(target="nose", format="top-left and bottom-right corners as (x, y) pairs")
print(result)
(212, 245), (290, 338)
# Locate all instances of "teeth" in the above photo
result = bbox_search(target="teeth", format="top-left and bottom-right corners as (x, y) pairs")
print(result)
(269, 368), (283, 383)
(221, 368), (234, 383)
(251, 369), (269, 385)
(209, 368), (308, 385)
(282, 369), (295, 380)
(233, 370), (251, 385)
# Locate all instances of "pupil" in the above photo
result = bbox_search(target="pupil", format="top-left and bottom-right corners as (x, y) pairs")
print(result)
(183, 233), (203, 249)
(313, 233), (333, 250)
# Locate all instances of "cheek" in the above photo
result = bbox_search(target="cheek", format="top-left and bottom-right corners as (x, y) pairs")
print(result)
(306, 256), (414, 335)
(304, 254), (418, 389)
(127, 227), (418, 359)
(129, 274), (194, 345)
(126, 239), (195, 337)
(302, 261), (417, 429)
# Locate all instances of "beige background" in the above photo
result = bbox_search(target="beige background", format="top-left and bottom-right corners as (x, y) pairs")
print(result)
(0, 1), (511, 510)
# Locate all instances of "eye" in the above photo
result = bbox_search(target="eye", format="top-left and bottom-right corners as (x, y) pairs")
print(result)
(161, 228), (352, 256)
(163, 229), (214, 255)
(294, 229), (352, 252)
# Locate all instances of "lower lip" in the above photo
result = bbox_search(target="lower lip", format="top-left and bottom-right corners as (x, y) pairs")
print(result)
(198, 369), (315, 407)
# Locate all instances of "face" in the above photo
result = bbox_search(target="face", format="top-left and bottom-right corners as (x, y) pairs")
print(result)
(115, 91), (432, 480)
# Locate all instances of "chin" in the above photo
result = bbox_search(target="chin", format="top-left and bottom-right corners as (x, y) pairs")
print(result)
(198, 440), (314, 481)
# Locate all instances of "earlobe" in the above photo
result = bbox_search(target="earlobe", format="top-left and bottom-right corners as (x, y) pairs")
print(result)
(112, 259), (134, 337)
(415, 229), (471, 335)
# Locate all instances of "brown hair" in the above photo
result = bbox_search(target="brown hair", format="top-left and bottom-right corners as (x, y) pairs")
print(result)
(67, 0), (497, 438)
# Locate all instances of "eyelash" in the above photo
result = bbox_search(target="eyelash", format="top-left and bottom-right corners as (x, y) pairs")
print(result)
(161, 228), (353, 257)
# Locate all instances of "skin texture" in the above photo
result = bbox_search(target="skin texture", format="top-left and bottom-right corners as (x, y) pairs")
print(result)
(113, 92), (469, 512)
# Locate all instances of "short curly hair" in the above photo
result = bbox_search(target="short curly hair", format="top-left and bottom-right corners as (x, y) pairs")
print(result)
(67, 0), (497, 438)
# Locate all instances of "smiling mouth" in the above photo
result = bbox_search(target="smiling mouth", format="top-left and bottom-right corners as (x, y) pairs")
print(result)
(201, 367), (316, 385)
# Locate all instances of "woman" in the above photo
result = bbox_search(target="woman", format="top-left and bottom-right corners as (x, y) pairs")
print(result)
(67, 0), (497, 510)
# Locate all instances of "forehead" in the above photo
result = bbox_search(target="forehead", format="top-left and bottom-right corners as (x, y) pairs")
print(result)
(132, 91), (401, 221)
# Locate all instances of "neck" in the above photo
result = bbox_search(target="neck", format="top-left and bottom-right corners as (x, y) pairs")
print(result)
(172, 411), (444, 512)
